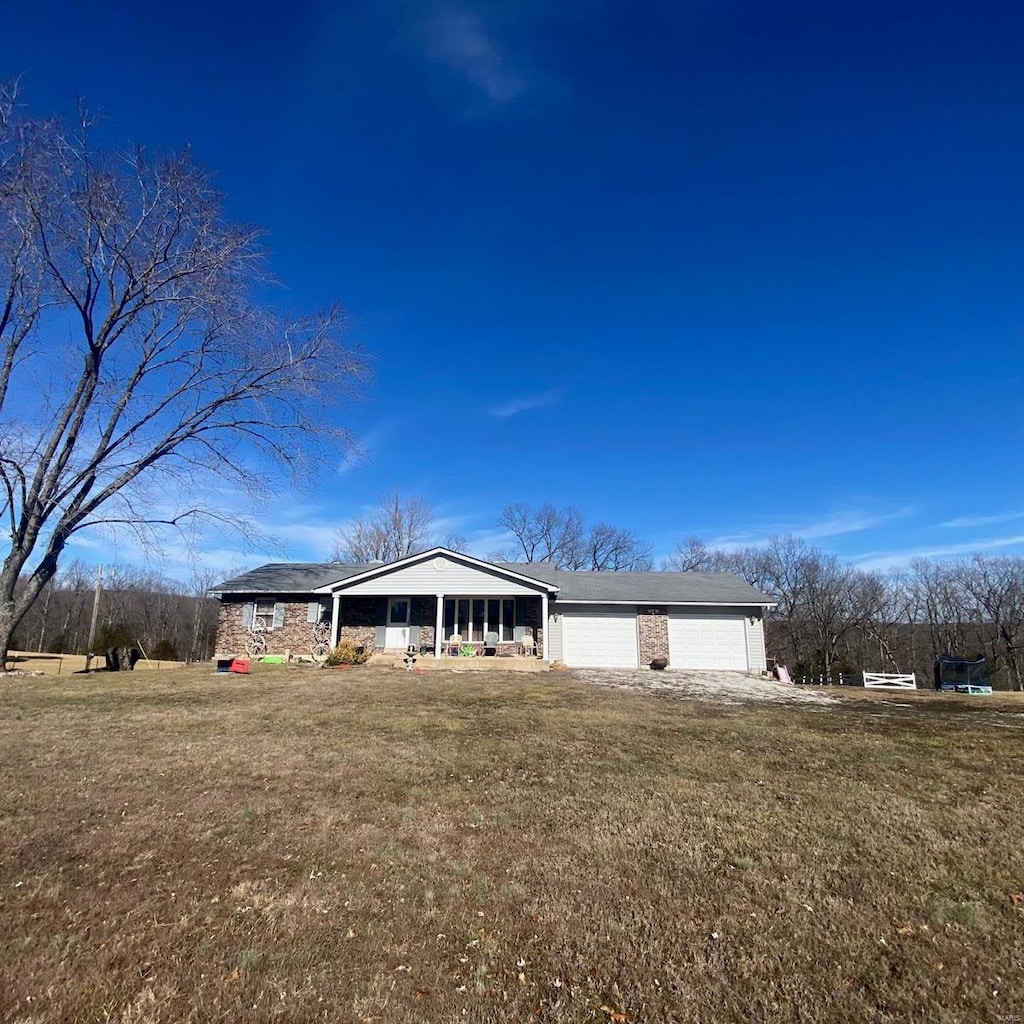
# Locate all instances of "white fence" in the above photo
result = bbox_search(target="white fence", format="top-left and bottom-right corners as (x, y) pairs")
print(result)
(797, 670), (918, 688)
(862, 671), (916, 690)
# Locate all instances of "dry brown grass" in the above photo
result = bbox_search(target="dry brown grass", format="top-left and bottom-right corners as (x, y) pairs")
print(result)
(1, 664), (1022, 1023)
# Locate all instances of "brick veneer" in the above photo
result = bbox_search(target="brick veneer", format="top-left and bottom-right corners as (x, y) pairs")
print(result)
(337, 596), (380, 650)
(411, 595), (435, 650)
(215, 593), (548, 658)
(637, 606), (669, 668)
(215, 598), (326, 658)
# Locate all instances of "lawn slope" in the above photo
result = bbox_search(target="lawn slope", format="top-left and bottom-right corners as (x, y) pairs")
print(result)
(1, 665), (1021, 1022)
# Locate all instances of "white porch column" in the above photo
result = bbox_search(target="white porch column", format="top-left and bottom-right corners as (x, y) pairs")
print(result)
(331, 593), (341, 648)
(541, 592), (549, 660)
(435, 593), (444, 658)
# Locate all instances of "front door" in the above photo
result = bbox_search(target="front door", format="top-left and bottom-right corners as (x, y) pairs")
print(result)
(385, 597), (410, 649)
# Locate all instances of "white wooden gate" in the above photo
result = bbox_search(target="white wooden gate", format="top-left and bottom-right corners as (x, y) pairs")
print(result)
(863, 671), (916, 690)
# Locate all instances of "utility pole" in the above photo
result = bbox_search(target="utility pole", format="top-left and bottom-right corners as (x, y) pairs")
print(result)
(84, 565), (103, 673)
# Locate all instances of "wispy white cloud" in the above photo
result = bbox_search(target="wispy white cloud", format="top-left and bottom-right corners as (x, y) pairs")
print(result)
(66, 534), (106, 551)
(422, 5), (526, 103)
(336, 420), (400, 476)
(282, 523), (346, 556)
(703, 533), (771, 552)
(852, 534), (1024, 572)
(796, 507), (916, 540)
(487, 388), (562, 418)
(940, 511), (1024, 528)
(703, 506), (916, 550)
(461, 528), (518, 559)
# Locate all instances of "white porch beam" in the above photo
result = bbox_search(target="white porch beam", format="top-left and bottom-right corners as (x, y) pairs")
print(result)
(541, 592), (549, 660)
(435, 593), (444, 658)
(331, 594), (341, 648)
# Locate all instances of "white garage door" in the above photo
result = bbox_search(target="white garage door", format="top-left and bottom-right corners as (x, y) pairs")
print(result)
(561, 608), (638, 668)
(668, 613), (748, 670)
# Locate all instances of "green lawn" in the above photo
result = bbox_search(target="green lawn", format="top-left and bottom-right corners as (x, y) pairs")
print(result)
(1, 665), (1022, 1022)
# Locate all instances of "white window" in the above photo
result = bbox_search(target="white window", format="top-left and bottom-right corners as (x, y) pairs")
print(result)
(443, 597), (515, 641)
(251, 599), (282, 630)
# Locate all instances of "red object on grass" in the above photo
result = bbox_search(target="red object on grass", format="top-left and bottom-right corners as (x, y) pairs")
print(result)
(230, 658), (250, 674)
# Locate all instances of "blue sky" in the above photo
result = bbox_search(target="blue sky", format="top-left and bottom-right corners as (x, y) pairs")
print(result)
(5, 0), (1023, 576)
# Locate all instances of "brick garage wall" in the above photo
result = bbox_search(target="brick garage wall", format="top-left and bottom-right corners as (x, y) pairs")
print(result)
(638, 606), (669, 667)
(215, 597), (325, 658)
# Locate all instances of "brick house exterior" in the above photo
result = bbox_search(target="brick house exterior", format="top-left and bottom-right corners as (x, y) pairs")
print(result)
(210, 548), (772, 671)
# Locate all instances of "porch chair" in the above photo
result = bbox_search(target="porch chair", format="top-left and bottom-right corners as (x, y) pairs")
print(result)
(484, 631), (499, 656)
(520, 631), (537, 658)
(446, 633), (462, 657)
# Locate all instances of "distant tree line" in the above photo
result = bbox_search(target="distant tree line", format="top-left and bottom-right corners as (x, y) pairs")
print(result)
(334, 496), (1024, 690)
(8, 562), (219, 662)
(18, 492), (992, 685)
(668, 536), (1024, 690)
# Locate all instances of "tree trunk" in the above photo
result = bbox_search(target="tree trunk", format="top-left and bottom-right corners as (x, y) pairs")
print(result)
(36, 586), (52, 653)
(0, 542), (64, 669)
(0, 600), (13, 668)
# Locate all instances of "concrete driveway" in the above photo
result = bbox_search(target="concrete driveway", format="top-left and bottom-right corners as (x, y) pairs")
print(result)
(570, 667), (836, 705)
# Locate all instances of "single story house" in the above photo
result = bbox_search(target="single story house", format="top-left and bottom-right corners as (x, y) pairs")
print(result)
(210, 547), (775, 671)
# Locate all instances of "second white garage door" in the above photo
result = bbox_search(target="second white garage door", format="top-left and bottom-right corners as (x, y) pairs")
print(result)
(561, 607), (639, 668)
(668, 613), (748, 670)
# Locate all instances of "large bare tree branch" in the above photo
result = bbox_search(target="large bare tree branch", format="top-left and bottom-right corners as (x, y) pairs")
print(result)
(0, 85), (369, 661)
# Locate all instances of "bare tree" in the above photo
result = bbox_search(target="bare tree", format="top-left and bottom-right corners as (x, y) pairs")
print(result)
(330, 489), (436, 562)
(0, 88), (367, 663)
(717, 536), (880, 678)
(492, 503), (585, 565)
(857, 569), (914, 673)
(438, 530), (468, 554)
(490, 503), (650, 570)
(797, 550), (880, 679)
(662, 537), (735, 573)
(907, 558), (980, 663)
(957, 555), (1024, 691)
(188, 568), (221, 663)
(566, 522), (653, 571)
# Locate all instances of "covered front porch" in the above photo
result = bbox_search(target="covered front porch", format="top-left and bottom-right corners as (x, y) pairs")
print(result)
(314, 549), (559, 661)
(329, 593), (547, 659)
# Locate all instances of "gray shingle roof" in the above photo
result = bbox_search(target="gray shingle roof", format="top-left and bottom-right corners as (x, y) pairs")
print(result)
(210, 562), (379, 594)
(212, 558), (772, 606)
(496, 564), (771, 605)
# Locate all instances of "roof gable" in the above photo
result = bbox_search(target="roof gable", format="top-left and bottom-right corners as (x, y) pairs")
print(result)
(313, 547), (559, 595)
